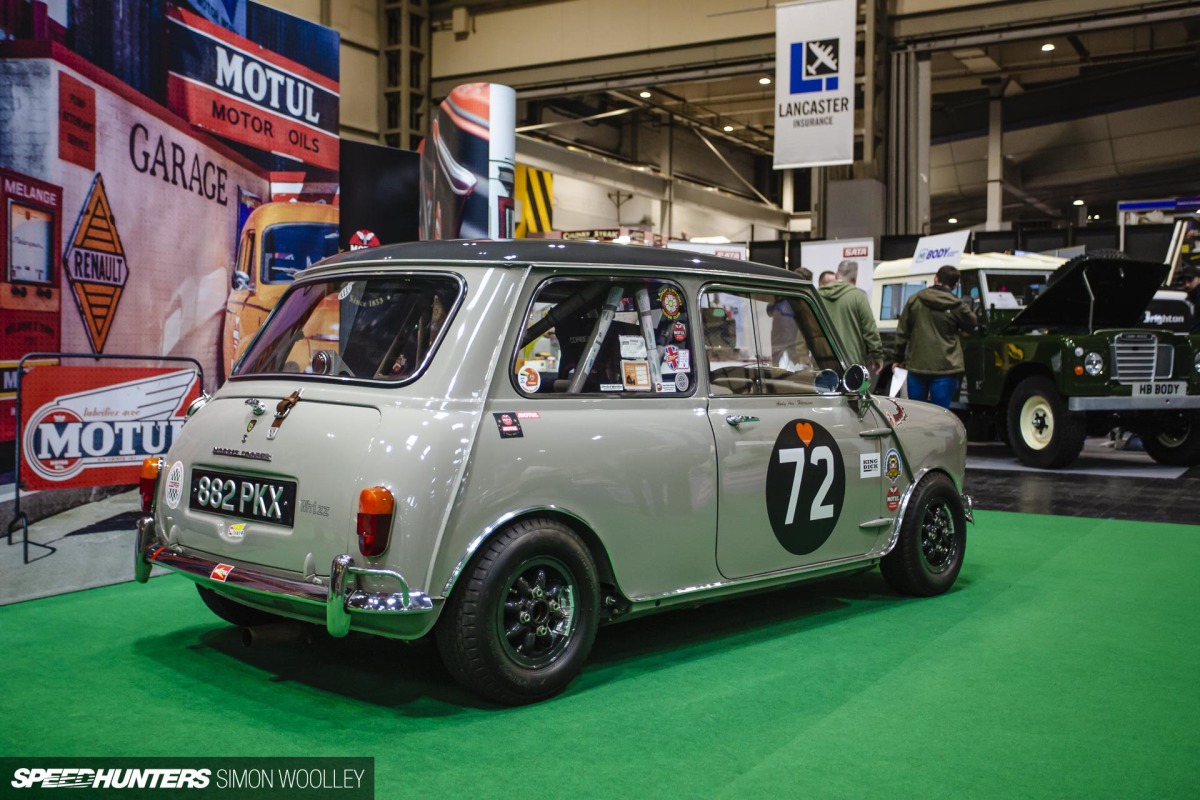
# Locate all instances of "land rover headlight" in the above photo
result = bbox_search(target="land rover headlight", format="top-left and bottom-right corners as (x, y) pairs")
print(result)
(1193, 352), (1200, 374)
(1084, 352), (1105, 376)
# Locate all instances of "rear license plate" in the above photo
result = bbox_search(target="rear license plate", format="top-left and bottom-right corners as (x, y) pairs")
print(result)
(1130, 381), (1186, 398)
(189, 468), (296, 527)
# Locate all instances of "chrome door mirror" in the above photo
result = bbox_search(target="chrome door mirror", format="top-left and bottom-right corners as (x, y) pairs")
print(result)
(231, 270), (250, 291)
(843, 364), (870, 397)
(814, 369), (841, 395)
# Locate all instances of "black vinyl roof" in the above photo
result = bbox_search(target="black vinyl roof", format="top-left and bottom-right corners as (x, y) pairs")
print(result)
(316, 239), (799, 281)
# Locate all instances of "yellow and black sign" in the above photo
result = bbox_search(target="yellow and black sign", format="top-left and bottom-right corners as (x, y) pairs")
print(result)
(514, 164), (553, 237)
(64, 173), (128, 352)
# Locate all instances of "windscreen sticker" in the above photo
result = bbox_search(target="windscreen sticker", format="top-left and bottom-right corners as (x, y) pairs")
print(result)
(662, 347), (690, 373)
(672, 321), (688, 342)
(619, 335), (648, 359)
(622, 361), (652, 391)
(493, 412), (523, 439)
(860, 452), (880, 479)
(658, 287), (683, 319)
(765, 420), (845, 555)
(674, 373), (690, 392)
(517, 365), (541, 393)
(164, 461), (185, 509)
(600, 383), (624, 392)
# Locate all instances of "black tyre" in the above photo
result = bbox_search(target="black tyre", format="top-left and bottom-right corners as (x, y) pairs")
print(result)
(436, 518), (600, 705)
(196, 584), (282, 628)
(1141, 415), (1200, 466)
(1006, 376), (1086, 468)
(881, 473), (967, 597)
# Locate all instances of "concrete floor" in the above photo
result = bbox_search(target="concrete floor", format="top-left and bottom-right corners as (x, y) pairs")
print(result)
(3, 437), (1196, 606)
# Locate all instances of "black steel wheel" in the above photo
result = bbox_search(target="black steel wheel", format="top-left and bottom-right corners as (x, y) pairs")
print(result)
(881, 473), (967, 597)
(436, 518), (599, 705)
(196, 584), (282, 628)
(1141, 415), (1200, 466)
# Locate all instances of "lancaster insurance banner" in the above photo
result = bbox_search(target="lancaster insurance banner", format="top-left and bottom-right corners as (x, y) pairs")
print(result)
(774, 0), (856, 169)
(20, 366), (200, 491)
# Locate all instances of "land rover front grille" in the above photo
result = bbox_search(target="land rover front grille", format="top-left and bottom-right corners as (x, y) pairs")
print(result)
(1111, 333), (1174, 383)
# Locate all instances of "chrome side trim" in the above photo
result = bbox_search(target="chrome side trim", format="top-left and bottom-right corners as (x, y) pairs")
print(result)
(442, 505), (594, 597)
(136, 537), (434, 639)
(628, 552), (879, 609)
(1067, 395), (1200, 411)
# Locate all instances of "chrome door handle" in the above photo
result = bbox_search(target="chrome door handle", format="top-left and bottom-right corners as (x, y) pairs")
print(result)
(726, 415), (760, 427)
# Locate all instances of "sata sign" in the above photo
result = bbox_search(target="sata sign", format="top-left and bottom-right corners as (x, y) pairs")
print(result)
(165, 6), (339, 171)
(20, 367), (200, 490)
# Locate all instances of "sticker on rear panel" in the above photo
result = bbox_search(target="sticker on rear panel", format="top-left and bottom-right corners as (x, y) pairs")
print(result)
(494, 412), (523, 438)
(765, 420), (845, 556)
(517, 365), (541, 393)
(164, 461), (185, 509)
(210, 563), (234, 582)
(885, 448), (903, 483)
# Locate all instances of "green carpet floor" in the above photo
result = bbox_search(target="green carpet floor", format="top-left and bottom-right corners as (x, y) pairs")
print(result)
(2, 510), (1198, 798)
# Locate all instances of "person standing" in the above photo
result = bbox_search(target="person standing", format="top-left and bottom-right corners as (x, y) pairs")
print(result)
(817, 260), (883, 373)
(1182, 266), (1200, 333)
(893, 265), (978, 408)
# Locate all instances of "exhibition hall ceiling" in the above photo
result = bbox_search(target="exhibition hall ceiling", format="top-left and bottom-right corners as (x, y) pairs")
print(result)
(429, 1), (1200, 222)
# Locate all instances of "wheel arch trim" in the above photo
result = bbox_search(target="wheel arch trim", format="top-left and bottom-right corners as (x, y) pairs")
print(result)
(441, 506), (623, 599)
(877, 467), (970, 559)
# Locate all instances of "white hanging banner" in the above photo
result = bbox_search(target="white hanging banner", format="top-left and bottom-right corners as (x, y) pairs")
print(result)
(912, 229), (972, 273)
(773, 0), (856, 170)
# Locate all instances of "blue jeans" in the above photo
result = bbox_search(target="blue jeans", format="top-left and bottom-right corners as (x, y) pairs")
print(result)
(907, 373), (960, 408)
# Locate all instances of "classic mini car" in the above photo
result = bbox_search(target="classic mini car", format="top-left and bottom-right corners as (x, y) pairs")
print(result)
(872, 252), (1200, 468)
(137, 240), (972, 705)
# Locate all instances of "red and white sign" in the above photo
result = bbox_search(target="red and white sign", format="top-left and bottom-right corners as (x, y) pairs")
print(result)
(20, 366), (201, 491)
(800, 237), (876, 293)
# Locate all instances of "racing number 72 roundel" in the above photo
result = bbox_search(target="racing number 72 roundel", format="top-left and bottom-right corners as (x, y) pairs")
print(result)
(765, 420), (846, 555)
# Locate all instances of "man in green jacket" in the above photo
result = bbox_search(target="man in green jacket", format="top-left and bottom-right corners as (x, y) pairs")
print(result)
(817, 260), (884, 375)
(893, 265), (978, 408)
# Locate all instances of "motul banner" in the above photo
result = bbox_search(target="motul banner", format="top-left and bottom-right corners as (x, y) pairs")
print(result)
(774, 0), (856, 169)
(165, 6), (340, 171)
(20, 366), (201, 491)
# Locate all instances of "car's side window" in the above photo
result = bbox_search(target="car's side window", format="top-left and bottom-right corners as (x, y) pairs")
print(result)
(880, 281), (926, 321)
(513, 277), (694, 396)
(701, 290), (841, 396)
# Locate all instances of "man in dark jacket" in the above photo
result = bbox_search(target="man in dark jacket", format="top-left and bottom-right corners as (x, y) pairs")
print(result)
(818, 261), (883, 372)
(1182, 266), (1200, 333)
(893, 265), (978, 408)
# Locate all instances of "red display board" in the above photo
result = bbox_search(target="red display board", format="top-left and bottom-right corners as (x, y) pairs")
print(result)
(20, 365), (200, 491)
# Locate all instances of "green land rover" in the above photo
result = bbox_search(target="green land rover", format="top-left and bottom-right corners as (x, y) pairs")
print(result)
(872, 252), (1200, 469)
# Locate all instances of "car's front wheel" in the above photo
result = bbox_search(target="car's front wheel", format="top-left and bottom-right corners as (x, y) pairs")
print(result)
(1006, 376), (1087, 468)
(880, 473), (967, 597)
(1141, 415), (1200, 466)
(436, 518), (600, 705)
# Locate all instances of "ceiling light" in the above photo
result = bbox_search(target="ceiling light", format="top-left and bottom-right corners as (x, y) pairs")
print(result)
(723, 125), (734, 132)
(948, 217), (958, 224)
(759, 76), (772, 85)
(1041, 42), (1055, 52)
(1073, 199), (1085, 206)
(639, 90), (652, 99)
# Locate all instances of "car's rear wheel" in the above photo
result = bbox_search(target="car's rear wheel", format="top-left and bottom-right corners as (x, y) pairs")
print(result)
(1007, 376), (1086, 468)
(880, 473), (966, 597)
(1141, 415), (1200, 466)
(196, 584), (282, 628)
(436, 518), (599, 705)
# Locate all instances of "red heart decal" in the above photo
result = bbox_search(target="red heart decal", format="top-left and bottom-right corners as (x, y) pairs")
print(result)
(795, 422), (814, 446)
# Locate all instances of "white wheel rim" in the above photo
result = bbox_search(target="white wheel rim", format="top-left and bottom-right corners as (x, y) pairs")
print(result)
(1019, 395), (1054, 450)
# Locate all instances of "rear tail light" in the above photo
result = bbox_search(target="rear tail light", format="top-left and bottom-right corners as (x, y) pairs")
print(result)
(357, 486), (395, 558)
(140, 457), (163, 513)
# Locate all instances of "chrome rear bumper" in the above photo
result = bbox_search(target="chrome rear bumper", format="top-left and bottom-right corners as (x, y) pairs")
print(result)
(135, 516), (434, 638)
